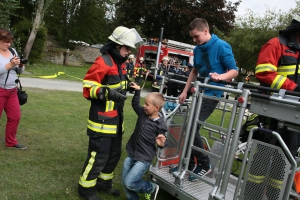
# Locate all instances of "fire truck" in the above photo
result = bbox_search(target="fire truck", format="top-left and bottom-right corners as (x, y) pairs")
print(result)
(135, 38), (195, 78)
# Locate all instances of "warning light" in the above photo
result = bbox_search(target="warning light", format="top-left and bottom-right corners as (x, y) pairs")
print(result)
(237, 97), (245, 103)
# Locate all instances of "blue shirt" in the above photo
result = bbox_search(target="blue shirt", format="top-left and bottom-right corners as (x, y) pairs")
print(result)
(193, 34), (237, 97)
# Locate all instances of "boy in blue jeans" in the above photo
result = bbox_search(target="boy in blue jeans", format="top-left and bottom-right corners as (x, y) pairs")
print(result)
(122, 82), (168, 200)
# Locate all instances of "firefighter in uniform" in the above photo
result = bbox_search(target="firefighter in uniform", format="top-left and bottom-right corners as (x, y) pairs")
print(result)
(246, 15), (300, 199)
(78, 26), (142, 200)
(167, 61), (182, 97)
(151, 56), (169, 93)
(126, 54), (135, 81)
(133, 57), (148, 85)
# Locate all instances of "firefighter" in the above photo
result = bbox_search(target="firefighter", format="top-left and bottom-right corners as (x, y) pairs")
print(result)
(255, 15), (300, 157)
(126, 54), (135, 81)
(133, 57), (148, 85)
(152, 56), (169, 93)
(78, 26), (142, 200)
(167, 61), (183, 97)
(251, 15), (300, 198)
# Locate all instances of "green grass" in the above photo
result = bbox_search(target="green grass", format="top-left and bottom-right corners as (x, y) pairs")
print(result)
(0, 88), (175, 200)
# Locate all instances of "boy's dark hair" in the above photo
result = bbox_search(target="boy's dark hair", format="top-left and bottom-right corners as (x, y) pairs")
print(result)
(148, 92), (165, 110)
(189, 18), (209, 32)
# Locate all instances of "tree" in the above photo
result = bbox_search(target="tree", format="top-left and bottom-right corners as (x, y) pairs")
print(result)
(0, 0), (20, 28)
(221, 8), (295, 81)
(23, 0), (53, 60)
(115, 0), (241, 43)
(44, 0), (110, 48)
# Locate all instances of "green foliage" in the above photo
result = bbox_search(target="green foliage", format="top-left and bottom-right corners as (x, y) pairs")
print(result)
(44, 0), (109, 47)
(13, 21), (48, 63)
(0, 0), (20, 28)
(115, 0), (241, 43)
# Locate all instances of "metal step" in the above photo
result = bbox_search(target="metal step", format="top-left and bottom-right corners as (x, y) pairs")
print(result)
(150, 167), (236, 200)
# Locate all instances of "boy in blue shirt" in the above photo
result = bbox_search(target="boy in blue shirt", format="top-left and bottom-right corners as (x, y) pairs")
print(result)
(179, 18), (238, 181)
(122, 82), (168, 200)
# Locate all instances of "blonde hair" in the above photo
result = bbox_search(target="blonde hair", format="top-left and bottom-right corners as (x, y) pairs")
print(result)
(147, 92), (165, 110)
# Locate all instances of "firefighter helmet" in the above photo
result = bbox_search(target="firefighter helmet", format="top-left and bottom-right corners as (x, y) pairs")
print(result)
(108, 26), (143, 49)
(140, 57), (144, 61)
(162, 56), (169, 61)
(128, 54), (134, 59)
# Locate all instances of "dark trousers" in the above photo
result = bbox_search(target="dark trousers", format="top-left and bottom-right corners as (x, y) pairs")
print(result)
(78, 133), (122, 197)
(167, 87), (179, 97)
(190, 98), (219, 166)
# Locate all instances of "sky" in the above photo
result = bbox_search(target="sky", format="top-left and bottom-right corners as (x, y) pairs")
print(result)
(235, 0), (297, 17)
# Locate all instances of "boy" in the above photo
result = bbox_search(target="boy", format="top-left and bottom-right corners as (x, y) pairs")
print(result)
(178, 18), (238, 181)
(122, 82), (168, 200)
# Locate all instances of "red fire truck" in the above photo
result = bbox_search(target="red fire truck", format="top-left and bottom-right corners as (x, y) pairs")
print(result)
(135, 38), (195, 78)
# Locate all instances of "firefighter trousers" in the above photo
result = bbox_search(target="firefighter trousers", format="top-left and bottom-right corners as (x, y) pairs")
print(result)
(78, 133), (122, 197)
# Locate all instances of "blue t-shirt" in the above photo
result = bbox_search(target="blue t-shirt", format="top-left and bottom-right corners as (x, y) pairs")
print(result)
(193, 34), (237, 97)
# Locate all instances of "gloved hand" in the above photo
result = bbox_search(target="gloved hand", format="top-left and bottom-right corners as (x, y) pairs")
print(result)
(107, 87), (127, 103)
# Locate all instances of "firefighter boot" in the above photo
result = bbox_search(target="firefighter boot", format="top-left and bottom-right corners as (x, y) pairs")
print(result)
(96, 179), (120, 197)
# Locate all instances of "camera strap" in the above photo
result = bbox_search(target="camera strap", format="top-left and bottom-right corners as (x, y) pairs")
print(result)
(4, 47), (20, 88)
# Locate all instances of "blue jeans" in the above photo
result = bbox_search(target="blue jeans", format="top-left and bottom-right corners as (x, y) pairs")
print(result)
(121, 157), (156, 200)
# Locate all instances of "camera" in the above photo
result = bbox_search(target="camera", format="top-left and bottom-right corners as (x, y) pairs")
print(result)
(19, 54), (28, 64)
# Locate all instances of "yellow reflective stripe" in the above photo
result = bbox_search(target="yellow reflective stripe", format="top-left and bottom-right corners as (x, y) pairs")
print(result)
(87, 119), (117, 134)
(122, 121), (124, 132)
(271, 75), (287, 89)
(121, 80), (127, 90)
(268, 178), (282, 189)
(83, 80), (102, 88)
(99, 172), (113, 180)
(109, 83), (122, 89)
(105, 100), (114, 111)
(79, 151), (97, 188)
(90, 86), (100, 99)
(248, 174), (265, 184)
(277, 65), (300, 76)
(255, 64), (276, 74)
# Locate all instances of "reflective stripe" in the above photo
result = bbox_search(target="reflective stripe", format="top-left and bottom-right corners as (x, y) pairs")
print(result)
(87, 119), (117, 134)
(79, 151), (97, 187)
(99, 172), (113, 180)
(248, 174), (265, 184)
(271, 75), (286, 89)
(90, 86), (100, 99)
(268, 178), (282, 189)
(84, 80), (125, 90)
(255, 64), (276, 74)
(277, 65), (300, 76)
(122, 121), (124, 132)
(83, 80), (102, 88)
(105, 100), (114, 112)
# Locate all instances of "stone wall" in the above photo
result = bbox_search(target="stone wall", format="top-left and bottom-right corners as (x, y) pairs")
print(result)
(44, 36), (101, 66)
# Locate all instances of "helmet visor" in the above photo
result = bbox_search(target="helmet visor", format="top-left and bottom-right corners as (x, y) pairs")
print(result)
(112, 28), (143, 48)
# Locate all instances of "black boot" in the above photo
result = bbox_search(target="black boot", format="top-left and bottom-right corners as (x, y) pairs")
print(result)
(96, 179), (120, 197)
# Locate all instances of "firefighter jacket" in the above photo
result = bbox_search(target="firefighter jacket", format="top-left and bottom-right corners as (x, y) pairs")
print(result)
(83, 54), (128, 137)
(133, 62), (147, 79)
(255, 35), (300, 91)
(126, 60), (134, 80)
(152, 64), (169, 89)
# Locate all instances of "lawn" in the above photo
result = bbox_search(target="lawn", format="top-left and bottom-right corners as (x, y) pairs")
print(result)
(0, 87), (178, 200)
(0, 62), (236, 199)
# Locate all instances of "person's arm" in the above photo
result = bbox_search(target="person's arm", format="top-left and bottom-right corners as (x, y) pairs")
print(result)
(130, 82), (143, 114)
(179, 68), (198, 103)
(210, 69), (238, 81)
(82, 57), (110, 100)
(255, 38), (298, 91)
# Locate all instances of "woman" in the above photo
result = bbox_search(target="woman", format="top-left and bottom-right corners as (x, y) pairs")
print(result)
(0, 28), (26, 149)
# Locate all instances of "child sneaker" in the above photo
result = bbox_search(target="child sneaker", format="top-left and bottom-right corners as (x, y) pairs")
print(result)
(145, 185), (159, 200)
(188, 164), (212, 182)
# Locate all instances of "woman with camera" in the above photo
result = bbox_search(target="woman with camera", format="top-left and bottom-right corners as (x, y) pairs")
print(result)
(0, 28), (26, 149)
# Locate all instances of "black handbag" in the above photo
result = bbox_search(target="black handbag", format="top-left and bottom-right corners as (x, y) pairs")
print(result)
(16, 79), (28, 105)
